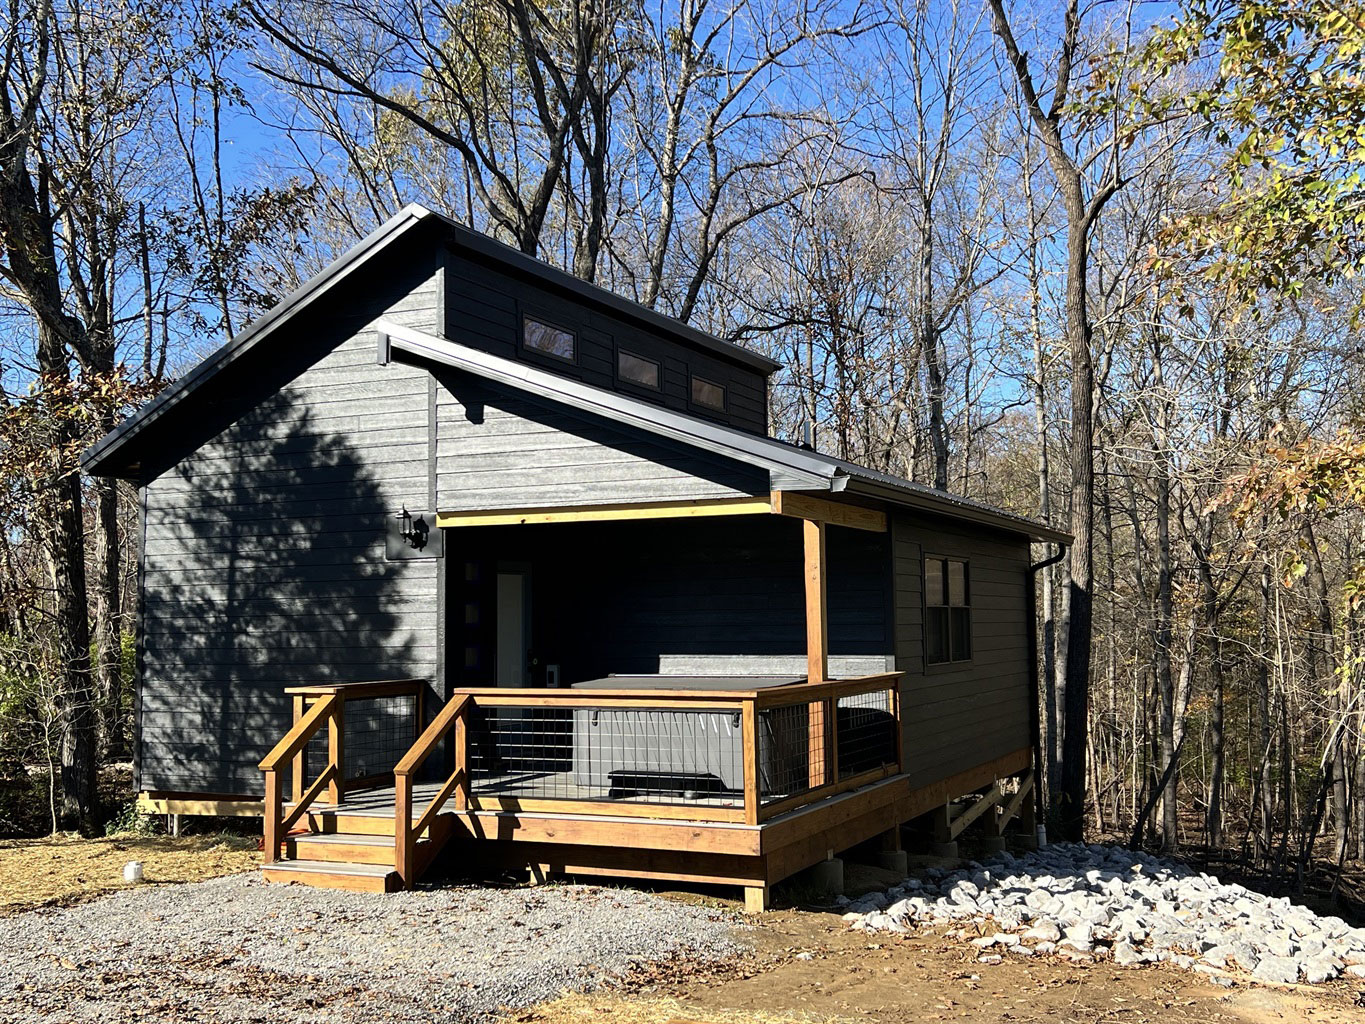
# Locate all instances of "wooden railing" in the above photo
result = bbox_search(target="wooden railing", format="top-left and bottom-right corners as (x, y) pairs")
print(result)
(415, 672), (903, 833)
(394, 693), (470, 885)
(260, 678), (425, 863)
(750, 672), (904, 822)
(260, 694), (338, 864)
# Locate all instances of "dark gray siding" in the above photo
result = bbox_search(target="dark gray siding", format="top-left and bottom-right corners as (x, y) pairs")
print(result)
(891, 512), (1032, 790)
(450, 516), (893, 688)
(137, 234), (444, 795)
(446, 249), (768, 434)
(433, 375), (768, 511)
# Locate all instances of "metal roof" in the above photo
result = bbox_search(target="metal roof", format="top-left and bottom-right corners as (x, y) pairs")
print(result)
(381, 319), (1072, 545)
(80, 202), (1069, 545)
(81, 203), (779, 477)
(424, 208), (782, 375)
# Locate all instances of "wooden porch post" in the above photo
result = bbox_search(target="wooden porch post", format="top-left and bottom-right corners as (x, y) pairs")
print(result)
(803, 518), (828, 684)
(804, 518), (829, 787)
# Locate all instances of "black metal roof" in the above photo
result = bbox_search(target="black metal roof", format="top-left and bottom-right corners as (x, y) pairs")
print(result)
(382, 319), (1072, 545)
(81, 203), (1069, 545)
(81, 203), (779, 477)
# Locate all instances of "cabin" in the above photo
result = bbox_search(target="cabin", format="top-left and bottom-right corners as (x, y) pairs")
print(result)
(83, 204), (1070, 909)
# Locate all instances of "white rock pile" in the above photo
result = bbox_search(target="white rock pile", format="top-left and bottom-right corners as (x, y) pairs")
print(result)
(841, 842), (1365, 986)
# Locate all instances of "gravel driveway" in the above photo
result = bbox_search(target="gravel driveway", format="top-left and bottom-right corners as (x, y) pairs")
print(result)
(1, 873), (747, 1023)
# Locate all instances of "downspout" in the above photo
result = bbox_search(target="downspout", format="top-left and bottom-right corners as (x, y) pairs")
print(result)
(1027, 543), (1068, 841)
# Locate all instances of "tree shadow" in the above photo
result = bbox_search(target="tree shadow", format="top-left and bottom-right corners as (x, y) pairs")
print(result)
(138, 397), (423, 796)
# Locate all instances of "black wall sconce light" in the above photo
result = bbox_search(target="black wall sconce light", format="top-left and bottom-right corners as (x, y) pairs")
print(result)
(396, 506), (429, 550)
(387, 507), (442, 560)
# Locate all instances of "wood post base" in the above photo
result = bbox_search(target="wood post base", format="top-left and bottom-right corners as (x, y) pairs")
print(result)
(744, 886), (769, 914)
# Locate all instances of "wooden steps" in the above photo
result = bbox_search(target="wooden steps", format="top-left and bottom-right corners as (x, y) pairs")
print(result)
(285, 832), (408, 864)
(261, 858), (402, 893)
(260, 785), (456, 893)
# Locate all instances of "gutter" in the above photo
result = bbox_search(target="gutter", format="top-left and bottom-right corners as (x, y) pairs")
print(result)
(841, 476), (1072, 546)
(1026, 542), (1068, 837)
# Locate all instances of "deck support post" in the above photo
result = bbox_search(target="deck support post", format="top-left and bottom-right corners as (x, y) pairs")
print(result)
(262, 770), (280, 864)
(744, 885), (769, 914)
(394, 773), (414, 887)
(803, 518), (830, 788)
(873, 827), (908, 874)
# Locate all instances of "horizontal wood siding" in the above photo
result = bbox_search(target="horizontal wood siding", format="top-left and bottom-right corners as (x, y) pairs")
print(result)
(451, 516), (892, 687)
(433, 375), (767, 511)
(446, 249), (768, 434)
(138, 230), (445, 795)
(891, 511), (1032, 791)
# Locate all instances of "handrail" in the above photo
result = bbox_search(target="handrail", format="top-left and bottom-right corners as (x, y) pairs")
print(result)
(260, 693), (339, 864)
(383, 674), (904, 882)
(284, 678), (425, 700)
(752, 672), (904, 709)
(260, 694), (338, 773)
(755, 673), (903, 821)
(393, 693), (470, 887)
(450, 672), (904, 706)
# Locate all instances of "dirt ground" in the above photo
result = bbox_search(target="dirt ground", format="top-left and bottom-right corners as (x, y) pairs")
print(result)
(522, 903), (1365, 1024)
(0, 832), (260, 913)
(5, 837), (1365, 1023)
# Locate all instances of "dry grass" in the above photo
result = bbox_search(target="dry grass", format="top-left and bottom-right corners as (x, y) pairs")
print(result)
(516, 992), (858, 1024)
(0, 832), (260, 914)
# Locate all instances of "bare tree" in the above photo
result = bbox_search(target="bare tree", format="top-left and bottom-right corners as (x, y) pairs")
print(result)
(988, 0), (1139, 840)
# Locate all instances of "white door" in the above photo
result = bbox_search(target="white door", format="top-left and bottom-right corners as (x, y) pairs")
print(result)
(495, 570), (529, 687)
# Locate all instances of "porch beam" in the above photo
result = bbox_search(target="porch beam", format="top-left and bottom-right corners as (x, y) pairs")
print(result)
(771, 491), (886, 532)
(436, 495), (773, 528)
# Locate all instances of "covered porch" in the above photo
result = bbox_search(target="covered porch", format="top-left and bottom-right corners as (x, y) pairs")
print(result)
(258, 491), (922, 906)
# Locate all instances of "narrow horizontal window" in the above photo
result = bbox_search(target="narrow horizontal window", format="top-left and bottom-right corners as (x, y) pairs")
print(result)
(618, 349), (660, 390)
(691, 375), (726, 411)
(523, 316), (575, 362)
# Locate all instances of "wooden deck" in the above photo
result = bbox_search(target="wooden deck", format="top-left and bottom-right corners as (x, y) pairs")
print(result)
(265, 744), (1031, 909)
(256, 677), (1032, 909)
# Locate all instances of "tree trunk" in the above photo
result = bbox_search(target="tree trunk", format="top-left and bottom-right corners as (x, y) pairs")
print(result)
(1258, 559), (1275, 857)
(92, 477), (123, 757)
(1152, 330), (1178, 852)
(1201, 548), (1226, 848)
(36, 332), (96, 832)
(1058, 211), (1096, 842)
(920, 200), (949, 490)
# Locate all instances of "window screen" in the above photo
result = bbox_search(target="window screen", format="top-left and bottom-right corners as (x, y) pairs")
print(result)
(925, 556), (971, 664)
(691, 375), (726, 410)
(523, 316), (575, 361)
(618, 349), (660, 389)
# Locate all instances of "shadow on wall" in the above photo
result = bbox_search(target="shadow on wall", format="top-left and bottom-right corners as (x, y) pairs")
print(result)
(454, 516), (893, 686)
(435, 371), (771, 501)
(141, 396), (422, 795)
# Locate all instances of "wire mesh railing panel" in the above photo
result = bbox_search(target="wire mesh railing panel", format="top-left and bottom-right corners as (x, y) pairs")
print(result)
(836, 689), (897, 780)
(466, 704), (745, 807)
(757, 702), (816, 805)
(303, 693), (419, 783)
(345, 694), (420, 780)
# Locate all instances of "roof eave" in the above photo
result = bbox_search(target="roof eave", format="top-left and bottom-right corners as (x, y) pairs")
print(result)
(380, 319), (830, 492)
(840, 477), (1073, 545)
(83, 203), (435, 479)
